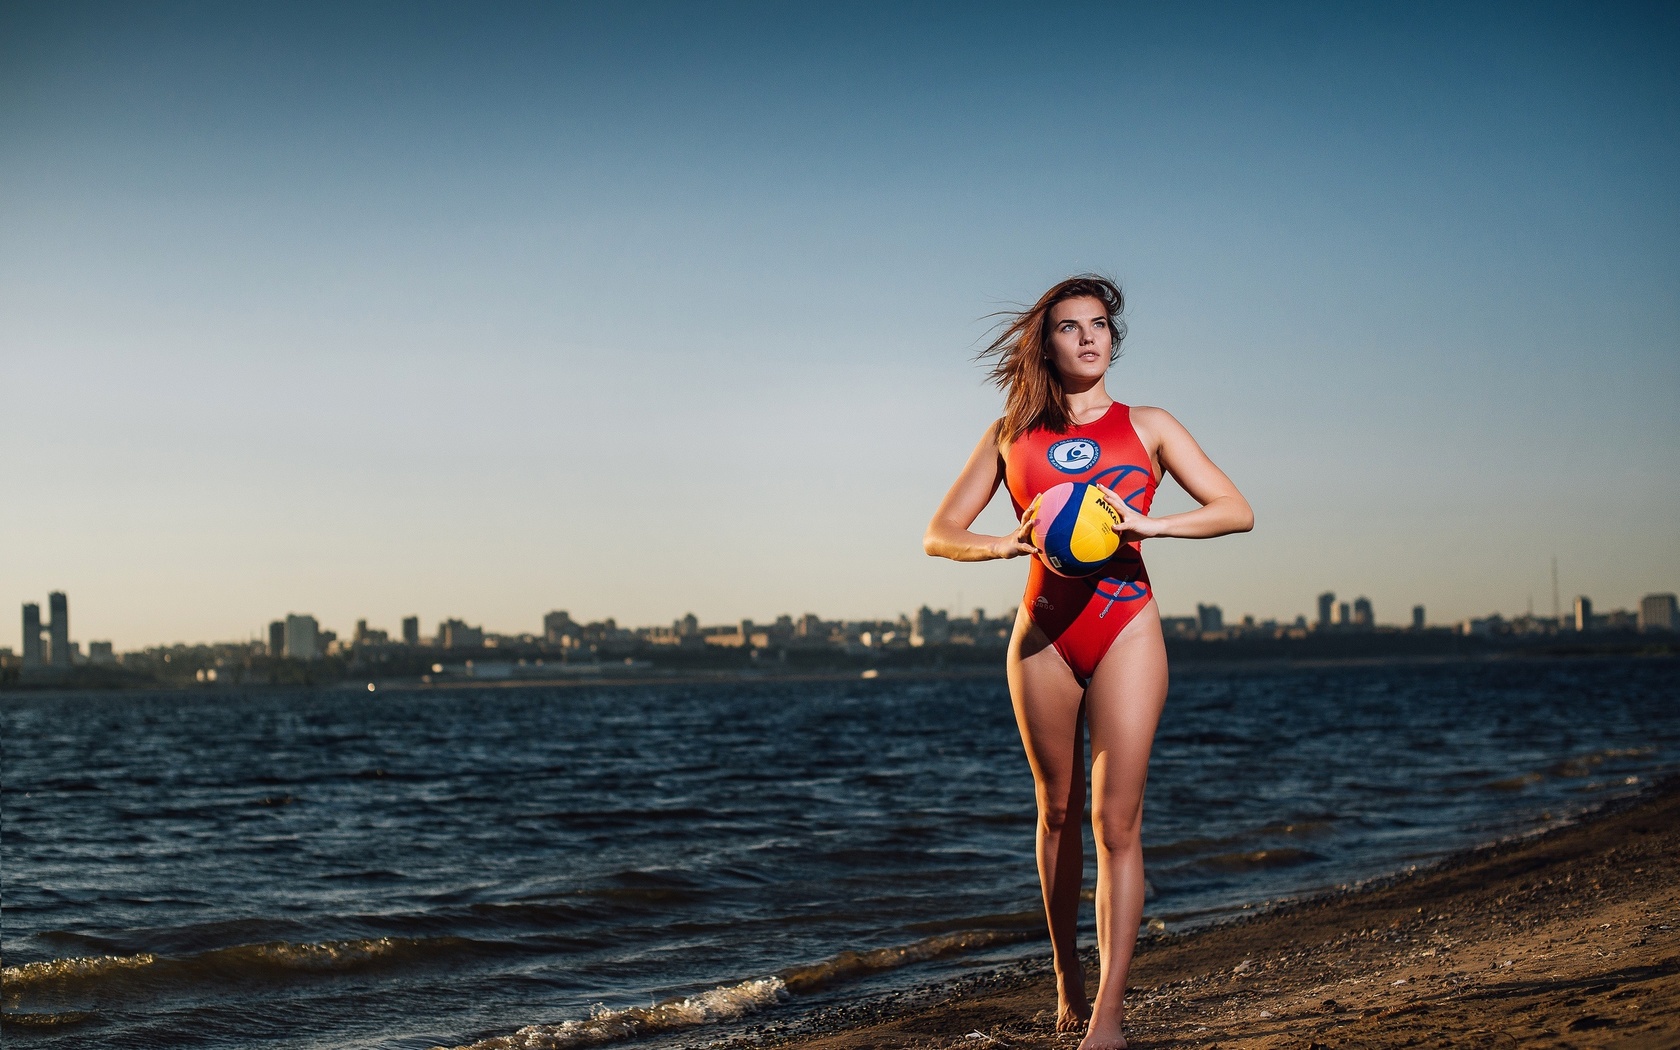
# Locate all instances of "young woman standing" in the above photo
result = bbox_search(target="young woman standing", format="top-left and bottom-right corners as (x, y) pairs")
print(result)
(924, 276), (1253, 1049)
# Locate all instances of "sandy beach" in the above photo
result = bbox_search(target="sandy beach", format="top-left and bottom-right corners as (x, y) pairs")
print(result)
(757, 781), (1680, 1050)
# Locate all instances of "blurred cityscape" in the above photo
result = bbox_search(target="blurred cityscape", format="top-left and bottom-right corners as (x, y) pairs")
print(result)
(5, 587), (1677, 690)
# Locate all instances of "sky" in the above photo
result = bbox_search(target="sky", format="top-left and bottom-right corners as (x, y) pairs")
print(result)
(2, 1), (1677, 650)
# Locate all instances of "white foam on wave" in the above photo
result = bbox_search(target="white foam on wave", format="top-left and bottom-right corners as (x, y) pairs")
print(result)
(3, 936), (438, 1000)
(2, 952), (160, 990)
(442, 976), (789, 1050)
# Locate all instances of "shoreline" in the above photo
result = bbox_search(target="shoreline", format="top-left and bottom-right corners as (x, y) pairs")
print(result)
(723, 780), (1680, 1050)
(6, 648), (1672, 696)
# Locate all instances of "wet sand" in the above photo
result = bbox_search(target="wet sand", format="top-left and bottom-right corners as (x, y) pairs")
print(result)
(758, 782), (1680, 1050)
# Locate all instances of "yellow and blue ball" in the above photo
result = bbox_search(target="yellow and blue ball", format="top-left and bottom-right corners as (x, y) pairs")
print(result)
(1029, 481), (1122, 577)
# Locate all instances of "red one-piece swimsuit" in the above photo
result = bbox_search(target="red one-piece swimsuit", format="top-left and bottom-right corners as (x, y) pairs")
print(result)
(1003, 403), (1159, 685)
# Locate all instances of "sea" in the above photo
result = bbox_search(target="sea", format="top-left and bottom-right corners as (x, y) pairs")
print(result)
(4, 655), (1678, 1049)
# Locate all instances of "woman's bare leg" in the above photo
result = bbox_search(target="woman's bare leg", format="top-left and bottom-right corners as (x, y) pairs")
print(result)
(1007, 607), (1090, 1033)
(1079, 602), (1169, 1050)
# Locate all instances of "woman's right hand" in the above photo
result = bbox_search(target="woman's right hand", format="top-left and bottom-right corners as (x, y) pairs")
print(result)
(988, 500), (1040, 560)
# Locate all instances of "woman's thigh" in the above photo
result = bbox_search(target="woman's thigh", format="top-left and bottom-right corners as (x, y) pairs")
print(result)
(1007, 606), (1089, 807)
(1084, 602), (1169, 833)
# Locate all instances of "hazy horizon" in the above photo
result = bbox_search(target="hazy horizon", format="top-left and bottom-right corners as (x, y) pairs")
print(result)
(4, 2), (1677, 650)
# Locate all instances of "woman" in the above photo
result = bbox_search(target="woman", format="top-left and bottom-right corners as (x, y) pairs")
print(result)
(924, 275), (1252, 1050)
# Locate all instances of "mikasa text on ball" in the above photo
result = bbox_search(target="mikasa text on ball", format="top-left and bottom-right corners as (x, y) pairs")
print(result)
(1029, 481), (1122, 577)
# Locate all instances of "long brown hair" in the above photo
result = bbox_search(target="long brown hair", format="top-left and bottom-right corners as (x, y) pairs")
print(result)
(980, 274), (1126, 443)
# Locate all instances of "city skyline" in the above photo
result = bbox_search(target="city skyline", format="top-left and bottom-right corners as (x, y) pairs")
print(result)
(3, 4), (1676, 649)
(14, 584), (1678, 662)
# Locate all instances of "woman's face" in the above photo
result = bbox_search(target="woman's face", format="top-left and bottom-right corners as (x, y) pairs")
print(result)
(1045, 296), (1113, 382)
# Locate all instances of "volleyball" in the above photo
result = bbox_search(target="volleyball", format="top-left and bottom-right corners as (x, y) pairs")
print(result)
(1029, 482), (1122, 577)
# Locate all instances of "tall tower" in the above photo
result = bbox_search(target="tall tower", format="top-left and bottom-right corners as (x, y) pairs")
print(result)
(21, 603), (43, 669)
(48, 592), (70, 669)
(402, 616), (419, 646)
(1316, 592), (1335, 631)
(1573, 596), (1592, 633)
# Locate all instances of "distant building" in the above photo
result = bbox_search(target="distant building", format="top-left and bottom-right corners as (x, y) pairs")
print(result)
(1316, 592), (1335, 631)
(1196, 603), (1223, 633)
(1352, 597), (1373, 630)
(438, 619), (483, 649)
(543, 610), (578, 645)
(1462, 615), (1503, 637)
(1640, 594), (1678, 632)
(1335, 601), (1351, 627)
(402, 616), (420, 646)
(1161, 616), (1199, 639)
(911, 606), (950, 646)
(1573, 596), (1592, 633)
(1411, 605), (1426, 631)
(21, 603), (43, 669)
(268, 620), (285, 657)
(48, 592), (70, 669)
(284, 614), (320, 660)
(88, 641), (115, 664)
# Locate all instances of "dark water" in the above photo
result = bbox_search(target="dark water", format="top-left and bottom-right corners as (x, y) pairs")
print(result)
(4, 657), (1677, 1049)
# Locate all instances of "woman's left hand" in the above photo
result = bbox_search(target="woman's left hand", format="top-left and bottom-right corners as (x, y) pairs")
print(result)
(1094, 483), (1162, 544)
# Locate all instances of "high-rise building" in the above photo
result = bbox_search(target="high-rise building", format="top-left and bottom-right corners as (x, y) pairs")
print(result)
(438, 619), (483, 649)
(911, 606), (950, 646)
(1335, 601), (1351, 627)
(543, 610), (577, 644)
(268, 620), (285, 657)
(48, 592), (70, 669)
(1352, 597), (1373, 629)
(284, 614), (320, 660)
(402, 616), (420, 646)
(21, 603), (43, 669)
(1412, 605), (1426, 631)
(1640, 594), (1678, 632)
(354, 619), (369, 645)
(88, 641), (116, 664)
(1573, 596), (1592, 633)
(1316, 592), (1335, 631)
(1196, 603), (1223, 633)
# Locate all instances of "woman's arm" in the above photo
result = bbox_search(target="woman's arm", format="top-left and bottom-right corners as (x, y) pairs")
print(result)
(924, 421), (1039, 562)
(1101, 407), (1253, 542)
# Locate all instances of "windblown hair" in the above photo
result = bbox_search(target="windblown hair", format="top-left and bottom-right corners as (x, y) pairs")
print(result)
(980, 275), (1126, 443)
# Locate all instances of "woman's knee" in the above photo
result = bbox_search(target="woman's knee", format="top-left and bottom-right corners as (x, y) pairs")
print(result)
(1091, 798), (1143, 854)
(1037, 796), (1077, 834)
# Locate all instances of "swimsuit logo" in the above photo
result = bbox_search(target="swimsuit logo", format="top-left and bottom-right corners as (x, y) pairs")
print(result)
(1047, 438), (1099, 474)
(1034, 596), (1054, 611)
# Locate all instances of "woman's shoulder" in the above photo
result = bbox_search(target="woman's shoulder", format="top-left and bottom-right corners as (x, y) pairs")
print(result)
(1128, 405), (1182, 430)
(1126, 405), (1185, 447)
(983, 417), (1007, 447)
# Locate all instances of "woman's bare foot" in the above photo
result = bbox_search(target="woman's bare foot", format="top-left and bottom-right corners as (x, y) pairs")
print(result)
(1075, 1021), (1126, 1050)
(1054, 970), (1090, 1035)
(1055, 999), (1091, 1035)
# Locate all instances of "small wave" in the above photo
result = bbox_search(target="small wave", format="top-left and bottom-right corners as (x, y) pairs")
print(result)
(443, 977), (788, 1050)
(1146, 818), (1334, 861)
(778, 928), (1035, 994)
(3, 936), (454, 1001)
(442, 926), (1036, 1050)
(0, 1009), (96, 1028)
(1549, 747), (1656, 778)
(1189, 847), (1323, 872)
(2, 952), (159, 992)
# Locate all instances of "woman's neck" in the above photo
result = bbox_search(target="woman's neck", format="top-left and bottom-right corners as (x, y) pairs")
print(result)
(1063, 382), (1114, 425)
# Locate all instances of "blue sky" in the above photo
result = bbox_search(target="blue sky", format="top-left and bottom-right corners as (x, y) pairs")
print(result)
(3, 2), (1677, 648)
